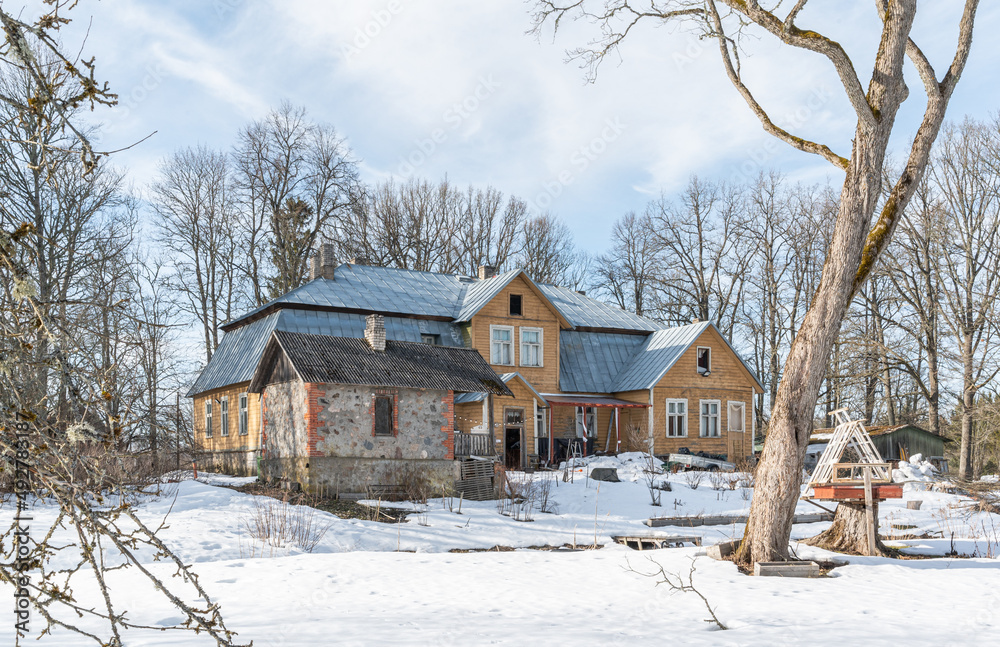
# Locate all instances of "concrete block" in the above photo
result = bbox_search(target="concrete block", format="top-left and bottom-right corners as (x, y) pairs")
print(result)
(906, 500), (923, 510)
(754, 561), (820, 578)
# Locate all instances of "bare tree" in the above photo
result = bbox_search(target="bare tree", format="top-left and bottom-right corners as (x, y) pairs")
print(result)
(592, 210), (661, 317)
(233, 102), (359, 302)
(932, 118), (1000, 479)
(151, 146), (239, 362)
(515, 212), (579, 284)
(531, 0), (981, 562)
(653, 176), (749, 336)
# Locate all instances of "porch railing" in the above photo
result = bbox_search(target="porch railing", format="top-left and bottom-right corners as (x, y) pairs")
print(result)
(454, 432), (494, 458)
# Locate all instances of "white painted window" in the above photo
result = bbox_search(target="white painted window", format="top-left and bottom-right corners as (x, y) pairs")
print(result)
(520, 327), (543, 367)
(239, 393), (249, 436)
(205, 401), (213, 438)
(576, 406), (596, 439)
(728, 401), (746, 433)
(220, 396), (229, 437)
(666, 399), (688, 437)
(697, 347), (711, 374)
(700, 400), (720, 438)
(490, 325), (514, 365)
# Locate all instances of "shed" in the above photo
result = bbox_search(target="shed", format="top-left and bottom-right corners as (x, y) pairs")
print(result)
(809, 423), (948, 463)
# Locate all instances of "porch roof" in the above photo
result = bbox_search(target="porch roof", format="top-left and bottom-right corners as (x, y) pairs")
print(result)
(543, 395), (649, 408)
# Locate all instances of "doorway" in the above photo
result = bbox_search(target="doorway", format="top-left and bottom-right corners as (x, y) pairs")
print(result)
(504, 408), (524, 470)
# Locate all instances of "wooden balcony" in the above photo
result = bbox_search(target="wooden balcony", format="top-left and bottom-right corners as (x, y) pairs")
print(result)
(454, 432), (494, 458)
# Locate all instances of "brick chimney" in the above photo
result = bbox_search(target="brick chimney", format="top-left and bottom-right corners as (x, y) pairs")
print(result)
(478, 264), (498, 280)
(309, 243), (336, 281)
(365, 314), (386, 352)
(348, 256), (372, 266)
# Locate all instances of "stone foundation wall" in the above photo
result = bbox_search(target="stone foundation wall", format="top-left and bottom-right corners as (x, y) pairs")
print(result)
(260, 456), (459, 495)
(196, 449), (258, 476)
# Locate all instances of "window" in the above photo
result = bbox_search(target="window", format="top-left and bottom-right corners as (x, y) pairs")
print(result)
(666, 399), (688, 437)
(700, 400), (720, 437)
(220, 396), (229, 437)
(509, 294), (523, 316)
(728, 401), (746, 433)
(490, 325), (514, 365)
(204, 401), (213, 438)
(239, 393), (249, 436)
(374, 395), (394, 436)
(520, 327), (543, 367)
(575, 406), (596, 439)
(697, 347), (711, 374)
(421, 333), (440, 345)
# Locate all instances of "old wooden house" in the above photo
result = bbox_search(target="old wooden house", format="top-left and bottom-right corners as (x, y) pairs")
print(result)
(187, 244), (763, 477)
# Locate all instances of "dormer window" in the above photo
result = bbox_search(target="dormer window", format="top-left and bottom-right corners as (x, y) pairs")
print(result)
(697, 347), (711, 375)
(509, 294), (523, 316)
(421, 334), (440, 345)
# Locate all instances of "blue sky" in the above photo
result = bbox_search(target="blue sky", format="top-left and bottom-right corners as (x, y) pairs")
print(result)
(67, 1), (1000, 255)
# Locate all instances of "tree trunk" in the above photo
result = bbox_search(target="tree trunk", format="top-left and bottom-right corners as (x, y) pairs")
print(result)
(804, 501), (889, 556)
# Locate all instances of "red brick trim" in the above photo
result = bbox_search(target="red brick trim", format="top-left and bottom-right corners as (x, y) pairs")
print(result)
(304, 383), (325, 457)
(442, 390), (455, 460)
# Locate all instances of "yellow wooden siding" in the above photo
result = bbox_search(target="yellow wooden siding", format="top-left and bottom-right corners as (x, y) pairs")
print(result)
(468, 275), (563, 393)
(649, 326), (759, 460)
(192, 382), (262, 453)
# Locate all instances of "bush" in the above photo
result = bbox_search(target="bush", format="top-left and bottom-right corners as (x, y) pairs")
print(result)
(241, 497), (333, 554)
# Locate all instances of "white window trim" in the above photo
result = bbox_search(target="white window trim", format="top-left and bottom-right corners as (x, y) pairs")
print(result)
(239, 393), (249, 436)
(490, 324), (515, 366)
(220, 396), (229, 437)
(697, 346), (711, 374)
(727, 401), (746, 433)
(665, 398), (688, 438)
(205, 401), (213, 438)
(699, 399), (721, 438)
(519, 327), (544, 367)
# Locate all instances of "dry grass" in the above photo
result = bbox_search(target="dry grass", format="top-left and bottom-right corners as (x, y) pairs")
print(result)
(240, 497), (334, 555)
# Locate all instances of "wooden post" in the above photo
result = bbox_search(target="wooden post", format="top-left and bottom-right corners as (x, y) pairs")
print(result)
(487, 393), (495, 456)
(863, 465), (876, 556)
(615, 407), (621, 453)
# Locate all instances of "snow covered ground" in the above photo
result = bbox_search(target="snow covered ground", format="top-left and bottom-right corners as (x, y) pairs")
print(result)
(2, 454), (998, 646)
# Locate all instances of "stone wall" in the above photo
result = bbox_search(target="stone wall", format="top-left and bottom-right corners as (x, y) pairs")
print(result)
(306, 384), (453, 461)
(260, 380), (458, 493)
(262, 380), (309, 458)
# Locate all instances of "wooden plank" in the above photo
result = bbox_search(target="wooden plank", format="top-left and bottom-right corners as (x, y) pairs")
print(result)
(645, 512), (833, 528)
(864, 466), (876, 557)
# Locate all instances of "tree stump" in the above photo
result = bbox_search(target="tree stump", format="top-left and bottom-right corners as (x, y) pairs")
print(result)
(803, 501), (889, 556)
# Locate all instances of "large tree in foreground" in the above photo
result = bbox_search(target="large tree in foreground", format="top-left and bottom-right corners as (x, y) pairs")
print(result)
(531, 1), (980, 562)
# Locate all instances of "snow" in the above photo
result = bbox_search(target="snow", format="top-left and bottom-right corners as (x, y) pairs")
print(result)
(892, 455), (939, 482)
(2, 458), (999, 646)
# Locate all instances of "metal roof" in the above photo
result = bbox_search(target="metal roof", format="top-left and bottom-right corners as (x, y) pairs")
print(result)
(185, 311), (281, 397)
(453, 268), (522, 322)
(558, 331), (647, 393)
(610, 322), (711, 392)
(545, 395), (649, 408)
(452, 372), (547, 405)
(225, 264), (471, 327)
(248, 331), (513, 396)
(187, 310), (465, 396)
(537, 283), (659, 331)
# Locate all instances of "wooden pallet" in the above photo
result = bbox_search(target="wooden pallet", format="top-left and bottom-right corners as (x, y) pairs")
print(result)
(455, 458), (497, 501)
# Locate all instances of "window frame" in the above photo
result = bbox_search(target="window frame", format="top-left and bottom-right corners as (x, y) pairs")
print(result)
(204, 400), (213, 438)
(509, 293), (523, 316)
(696, 346), (711, 374)
(665, 398), (688, 438)
(420, 333), (440, 345)
(490, 324), (515, 366)
(727, 401), (746, 433)
(699, 399), (721, 438)
(220, 396), (229, 437)
(519, 327), (544, 367)
(373, 394), (396, 437)
(239, 393), (249, 436)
